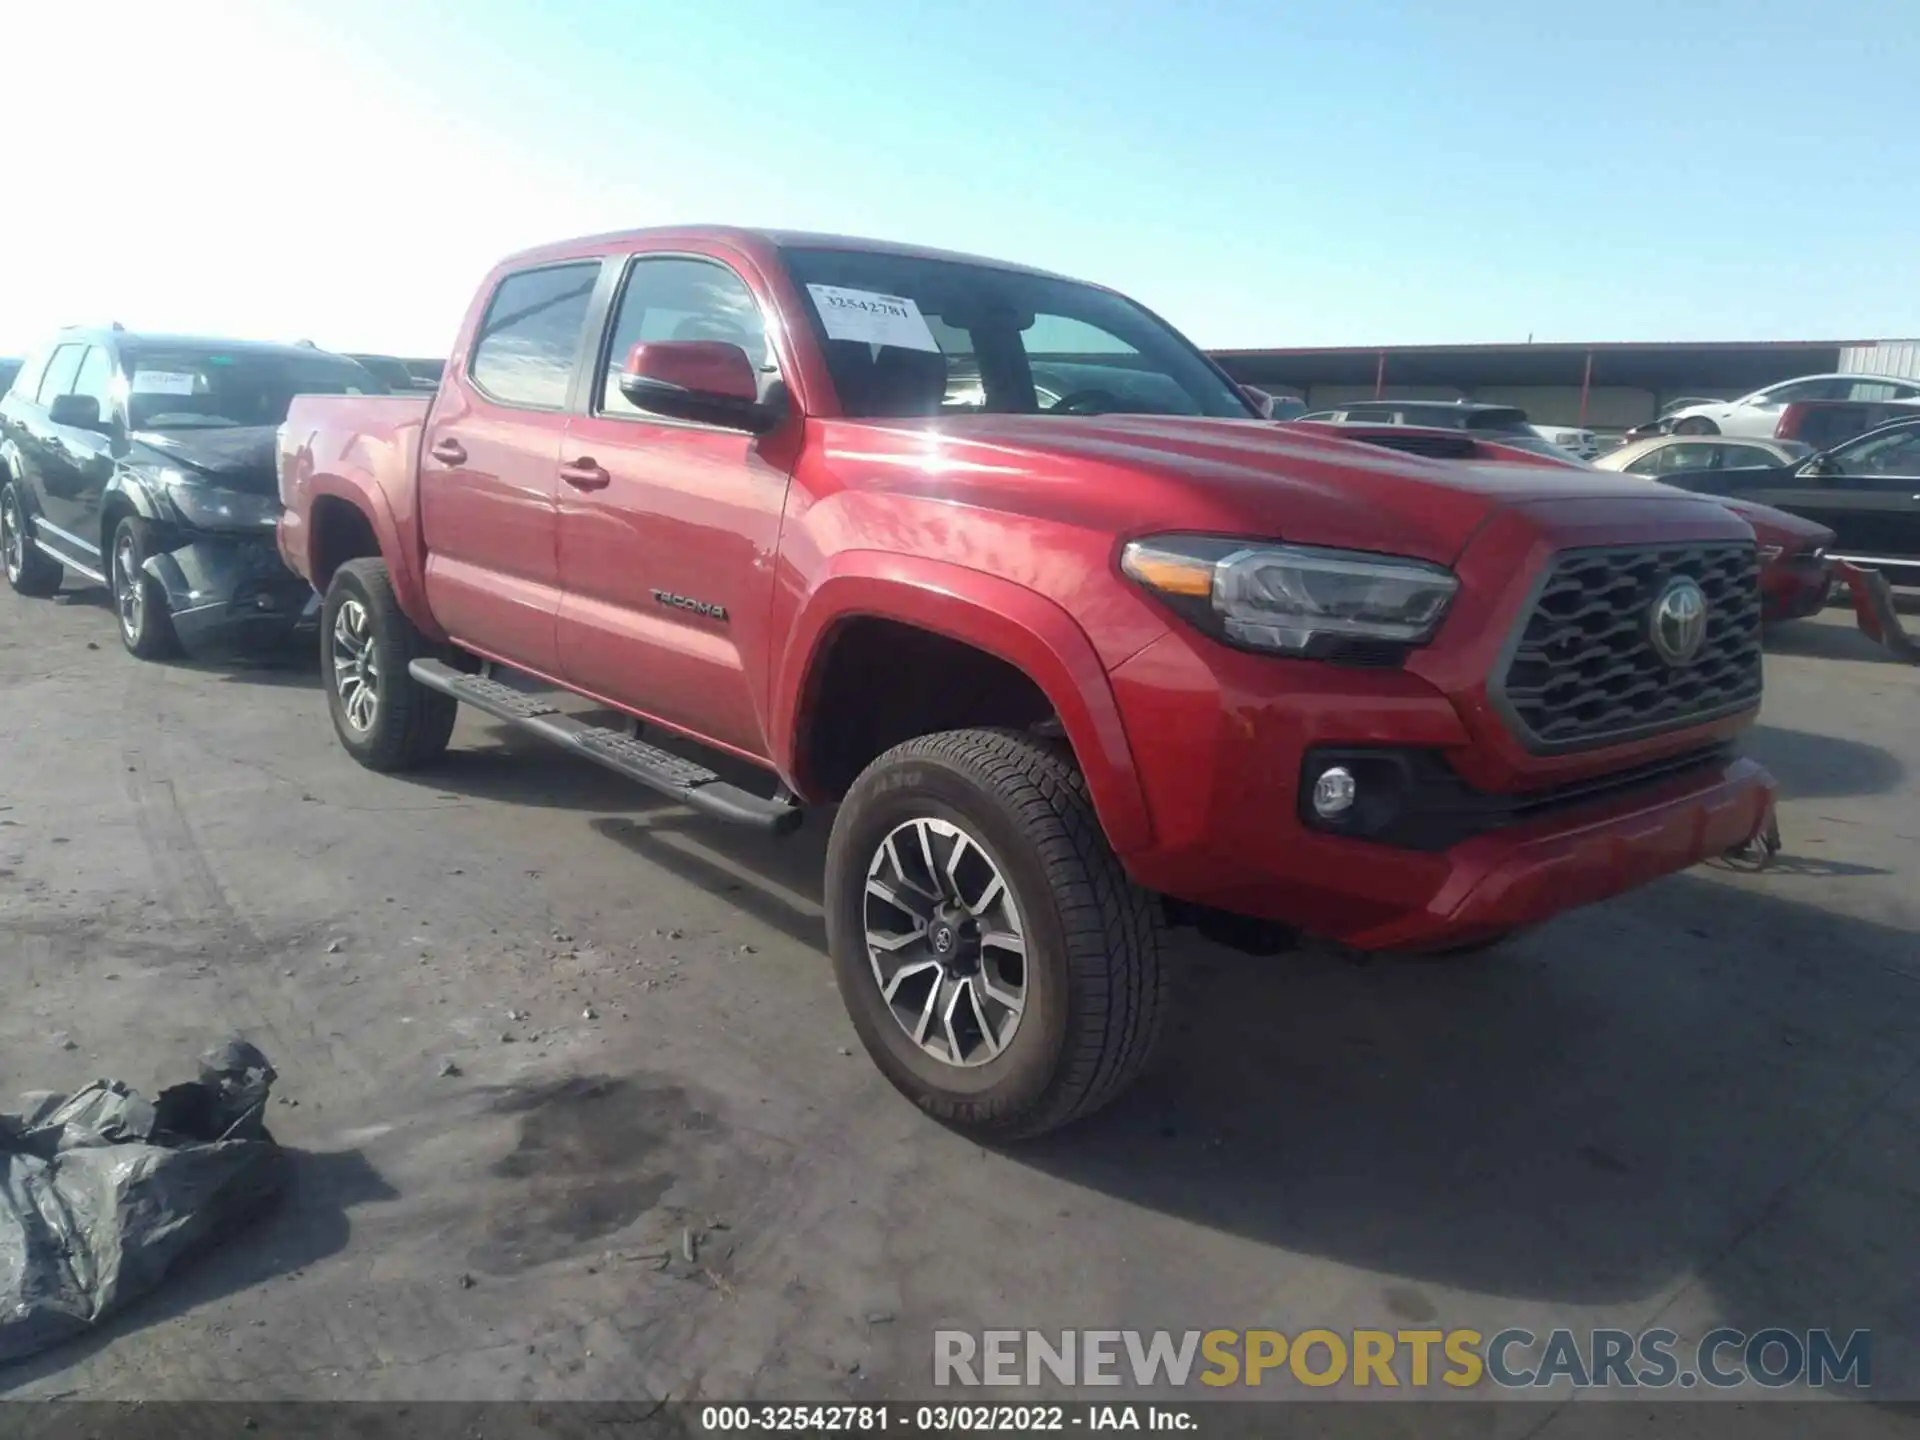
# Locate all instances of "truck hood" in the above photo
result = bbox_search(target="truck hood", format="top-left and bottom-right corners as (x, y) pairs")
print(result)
(130, 426), (280, 495)
(833, 415), (1718, 565)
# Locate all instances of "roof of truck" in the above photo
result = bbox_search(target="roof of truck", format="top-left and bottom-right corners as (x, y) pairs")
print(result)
(498, 225), (1076, 282)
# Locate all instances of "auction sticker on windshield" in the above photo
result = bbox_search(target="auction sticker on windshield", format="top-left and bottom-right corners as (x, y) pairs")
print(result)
(806, 284), (940, 353)
(131, 371), (199, 395)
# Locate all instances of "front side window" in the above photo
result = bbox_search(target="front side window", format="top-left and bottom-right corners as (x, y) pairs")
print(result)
(1833, 427), (1920, 477)
(1719, 444), (1782, 469)
(35, 344), (84, 405)
(124, 347), (380, 430)
(597, 257), (776, 416)
(71, 346), (115, 417)
(1657, 442), (1719, 473)
(780, 246), (1252, 421)
(1757, 378), (1846, 405)
(469, 262), (599, 410)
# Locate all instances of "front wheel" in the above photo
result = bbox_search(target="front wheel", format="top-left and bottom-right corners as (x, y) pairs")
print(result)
(321, 557), (457, 772)
(2, 481), (63, 597)
(824, 728), (1166, 1140)
(111, 516), (182, 659)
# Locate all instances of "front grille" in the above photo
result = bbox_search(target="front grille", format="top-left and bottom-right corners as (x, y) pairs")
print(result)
(1494, 543), (1762, 752)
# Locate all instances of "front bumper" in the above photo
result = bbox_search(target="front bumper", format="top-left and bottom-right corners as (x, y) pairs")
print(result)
(1330, 756), (1774, 950)
(1105, 500), (1772, 951)
(142, 532), (318, 654)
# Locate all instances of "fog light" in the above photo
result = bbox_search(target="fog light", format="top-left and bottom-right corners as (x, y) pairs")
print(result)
(1312, 766), (1357, 819)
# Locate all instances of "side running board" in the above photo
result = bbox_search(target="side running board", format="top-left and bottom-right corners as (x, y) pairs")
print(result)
(409, 660), (803, 834)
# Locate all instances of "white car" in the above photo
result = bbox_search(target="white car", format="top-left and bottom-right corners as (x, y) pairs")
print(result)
(1663, 373), (1920, 437)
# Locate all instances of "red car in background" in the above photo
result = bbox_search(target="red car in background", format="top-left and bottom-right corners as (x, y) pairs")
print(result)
(1715, 499), (1833, 623)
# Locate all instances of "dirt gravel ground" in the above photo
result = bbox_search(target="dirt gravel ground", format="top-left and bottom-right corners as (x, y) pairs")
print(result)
(2, 583), (1918, 1432)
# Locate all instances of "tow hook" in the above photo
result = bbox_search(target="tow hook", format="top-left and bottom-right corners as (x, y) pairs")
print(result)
(1721, 808), (1782, 873)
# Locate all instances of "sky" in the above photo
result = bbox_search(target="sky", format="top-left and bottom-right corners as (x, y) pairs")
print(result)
(3, 0), (1917, 358)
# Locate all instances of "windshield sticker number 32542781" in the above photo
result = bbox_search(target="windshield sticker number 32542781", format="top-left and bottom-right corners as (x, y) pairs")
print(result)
(805, 284), (940, 354)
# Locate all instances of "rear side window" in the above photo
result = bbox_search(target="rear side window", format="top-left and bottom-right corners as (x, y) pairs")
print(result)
(35, 344), (84, 405)
(6, 350), (47, 401)
(1719, 444), (1780, 469)
(1463, 408), (1532, 435)
(469, 262), (600, 409)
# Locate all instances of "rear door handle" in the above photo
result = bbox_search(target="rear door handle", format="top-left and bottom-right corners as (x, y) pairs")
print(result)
(429, 437), (467, 466)
(559, 458), (610, 490)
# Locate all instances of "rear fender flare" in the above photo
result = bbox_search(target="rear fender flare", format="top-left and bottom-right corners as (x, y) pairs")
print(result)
(776, 554), (1153, 854)
(300, 474), (443, 641)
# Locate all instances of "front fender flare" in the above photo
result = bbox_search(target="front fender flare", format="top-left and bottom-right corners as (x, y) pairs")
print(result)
(101, 471), (172, 534)
(775, 554), (1154, 855)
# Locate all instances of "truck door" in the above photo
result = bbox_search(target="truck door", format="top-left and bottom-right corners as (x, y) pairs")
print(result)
(419, 260), (601, 677)
(555, 253), (793, 759)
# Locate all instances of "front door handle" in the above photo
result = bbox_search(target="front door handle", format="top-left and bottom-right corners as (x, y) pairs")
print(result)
(559, 458), (610, 490)
(429, 437), (467, 466)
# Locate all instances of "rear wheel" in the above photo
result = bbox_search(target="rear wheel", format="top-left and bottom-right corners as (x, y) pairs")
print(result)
(825, 728), (1165, 1140)
(2, 481), (63, 597)
(111, 516), (182, 659)
(321, 557), (456, 771)
(1672, 416), (1719, 436)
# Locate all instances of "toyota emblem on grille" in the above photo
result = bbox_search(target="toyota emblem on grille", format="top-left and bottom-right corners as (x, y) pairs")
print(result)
(1649, 575), (1709, 666)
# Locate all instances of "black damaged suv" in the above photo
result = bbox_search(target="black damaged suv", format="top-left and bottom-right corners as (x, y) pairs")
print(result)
(0, 330), (384, 657)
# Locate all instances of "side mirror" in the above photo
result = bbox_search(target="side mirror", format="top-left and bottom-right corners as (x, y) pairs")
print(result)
(1239, 383), (1274, 417)
(1799, 455), (1840, 480)
(617, 341), (782, 434)
(48, 394), (105, 431)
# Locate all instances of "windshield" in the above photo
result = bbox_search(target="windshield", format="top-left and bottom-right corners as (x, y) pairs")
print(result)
(779, 247), (1253, 421)
(125, 348), (383, 430)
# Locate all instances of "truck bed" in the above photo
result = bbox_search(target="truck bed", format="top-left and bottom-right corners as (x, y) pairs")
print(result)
(276, 392), (431, 586)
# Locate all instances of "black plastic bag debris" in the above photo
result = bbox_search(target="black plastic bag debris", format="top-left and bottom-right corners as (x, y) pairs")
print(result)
(1, 1038), (286, 1364)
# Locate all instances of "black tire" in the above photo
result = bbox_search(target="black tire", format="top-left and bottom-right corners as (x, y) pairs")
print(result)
(109, 516), (182, 660)
(2, 481), (63, 598)
(825, 728), (1165, 1140)
(1672, 416), (1719, 436)
(321, 557), (457, 772)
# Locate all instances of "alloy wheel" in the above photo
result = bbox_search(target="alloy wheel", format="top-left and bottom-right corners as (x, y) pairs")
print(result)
(862, 816), (1027, 1068)
(331, 597), (380, 733)
(114, 533), (145, 642)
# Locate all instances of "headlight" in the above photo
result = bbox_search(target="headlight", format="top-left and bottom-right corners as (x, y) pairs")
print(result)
(1758, 544), (1784, 562)
(1121, 536), (1459, 657)
(160, 471), (281, 530)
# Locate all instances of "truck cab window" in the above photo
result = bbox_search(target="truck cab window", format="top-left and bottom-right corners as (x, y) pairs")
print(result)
(469, 262), (599, 410)
(598, 257), (776, 416)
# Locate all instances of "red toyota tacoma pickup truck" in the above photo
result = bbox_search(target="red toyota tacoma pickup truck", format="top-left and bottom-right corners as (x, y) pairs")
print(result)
(277, 227), (1777, 1137)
